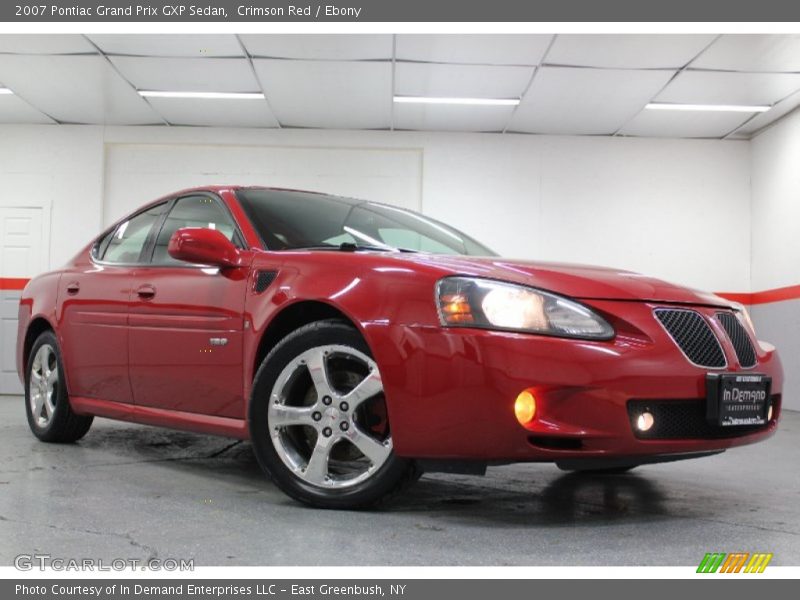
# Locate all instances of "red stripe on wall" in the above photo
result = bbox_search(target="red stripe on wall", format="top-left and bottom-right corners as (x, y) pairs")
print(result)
(715, 292), (755, 304)
(0, 278), (29, 291)
(717, 284), (800, 306)
(2, 277), (800, 305)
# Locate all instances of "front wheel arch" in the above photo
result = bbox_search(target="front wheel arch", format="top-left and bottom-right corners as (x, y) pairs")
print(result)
(251, 300), (364, 384)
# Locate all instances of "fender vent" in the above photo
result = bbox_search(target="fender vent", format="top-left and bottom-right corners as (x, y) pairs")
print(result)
(254, 270), (277, 293)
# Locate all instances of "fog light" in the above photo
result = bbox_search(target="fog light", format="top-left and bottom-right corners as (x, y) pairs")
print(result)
(636, 411), (655, 432)
(768, 405), (774, 421)
(514, 390), (537, 425)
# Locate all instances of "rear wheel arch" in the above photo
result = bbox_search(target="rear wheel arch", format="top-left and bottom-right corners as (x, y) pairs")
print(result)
(23, 317), (56, 376)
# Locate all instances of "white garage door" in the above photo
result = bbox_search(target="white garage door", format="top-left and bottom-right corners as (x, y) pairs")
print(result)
(103, 143), (423, 226)
(1, 207), (45, 395)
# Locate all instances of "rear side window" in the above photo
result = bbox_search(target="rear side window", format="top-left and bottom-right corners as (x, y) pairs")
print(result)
(101, 204), (166, 264)
(151, 195), (240, 265)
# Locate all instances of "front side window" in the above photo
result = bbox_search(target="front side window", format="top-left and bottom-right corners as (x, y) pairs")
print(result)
(101, 204), (166, 264)
(152, 195), (239, 265)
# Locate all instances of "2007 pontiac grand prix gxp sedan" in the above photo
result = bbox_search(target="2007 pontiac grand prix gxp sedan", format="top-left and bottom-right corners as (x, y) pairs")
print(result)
(17, 186), (782, 508)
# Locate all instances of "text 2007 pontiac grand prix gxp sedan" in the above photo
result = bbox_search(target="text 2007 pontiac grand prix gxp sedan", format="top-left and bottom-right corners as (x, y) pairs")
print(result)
(17, 186), (782, 508)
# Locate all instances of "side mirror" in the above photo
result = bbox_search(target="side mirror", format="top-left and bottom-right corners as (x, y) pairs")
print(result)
(167, 227), (242, 268)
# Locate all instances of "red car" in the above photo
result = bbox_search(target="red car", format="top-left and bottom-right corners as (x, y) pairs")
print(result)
(17, 186), (782, 508)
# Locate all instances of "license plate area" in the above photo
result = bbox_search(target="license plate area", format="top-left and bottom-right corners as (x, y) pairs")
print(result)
(706, 373), (771, 427)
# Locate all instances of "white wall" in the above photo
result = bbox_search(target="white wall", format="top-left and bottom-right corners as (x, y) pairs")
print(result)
(0, 125), (104, 270)
(751, 109), (800, 292)
(0, 124), (752, 293)
(750, 108), (800, 411)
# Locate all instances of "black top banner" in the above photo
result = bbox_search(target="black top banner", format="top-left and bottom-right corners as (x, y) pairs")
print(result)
(3, 0), (800, 22)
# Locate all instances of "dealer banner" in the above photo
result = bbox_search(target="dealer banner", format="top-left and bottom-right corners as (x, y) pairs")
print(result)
(4, 579), (799, 600)
(3, 0), (800, 22)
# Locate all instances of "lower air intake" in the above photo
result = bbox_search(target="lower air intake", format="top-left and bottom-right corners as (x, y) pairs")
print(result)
(627, 398), (775, 440)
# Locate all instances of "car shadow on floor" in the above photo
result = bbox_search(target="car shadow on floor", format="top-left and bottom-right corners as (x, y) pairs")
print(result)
(390, 471), (670, 527)
(71, 425), (674, 527)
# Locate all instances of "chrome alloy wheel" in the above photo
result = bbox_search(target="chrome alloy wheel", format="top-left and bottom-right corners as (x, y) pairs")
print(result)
(267, 344), (392, 489)
(29, 344), (59, 428)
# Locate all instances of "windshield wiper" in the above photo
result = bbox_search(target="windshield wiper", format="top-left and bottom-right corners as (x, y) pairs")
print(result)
(338, 242), (418, 253)
(289, 243), (418, 253)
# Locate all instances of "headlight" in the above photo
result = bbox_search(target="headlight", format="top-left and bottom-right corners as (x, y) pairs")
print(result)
(436, 277), (614, 340)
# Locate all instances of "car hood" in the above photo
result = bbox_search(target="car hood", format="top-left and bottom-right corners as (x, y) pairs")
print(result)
(399, 254), (734, 308)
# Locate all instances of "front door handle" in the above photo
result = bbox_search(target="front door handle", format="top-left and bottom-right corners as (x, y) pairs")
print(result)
(66, 282), (80, 295)
(136, 285), (156, 300)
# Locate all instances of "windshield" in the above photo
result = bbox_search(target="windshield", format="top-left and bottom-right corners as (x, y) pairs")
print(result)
(236, 189), (496, 256)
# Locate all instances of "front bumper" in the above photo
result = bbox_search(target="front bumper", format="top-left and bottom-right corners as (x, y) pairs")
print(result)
(366, 300), (783, 462)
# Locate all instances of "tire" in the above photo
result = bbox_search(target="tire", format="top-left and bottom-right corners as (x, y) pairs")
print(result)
(25, 330), (93, 443)
(249, 319), (418, 509)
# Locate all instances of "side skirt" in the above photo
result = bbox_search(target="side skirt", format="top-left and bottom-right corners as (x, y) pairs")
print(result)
(70, 396), (250, 440)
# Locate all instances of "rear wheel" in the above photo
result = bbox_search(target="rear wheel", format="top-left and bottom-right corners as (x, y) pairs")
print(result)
(25, 330), (93, 443)
(249, 320), (418, 509)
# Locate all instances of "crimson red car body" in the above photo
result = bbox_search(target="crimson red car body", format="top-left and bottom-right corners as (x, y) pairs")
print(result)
(17, 186), (782, 484)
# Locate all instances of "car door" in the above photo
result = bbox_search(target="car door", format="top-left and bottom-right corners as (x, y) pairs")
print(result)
(128, 193), (250, 418)
(59, 202), (167, 404)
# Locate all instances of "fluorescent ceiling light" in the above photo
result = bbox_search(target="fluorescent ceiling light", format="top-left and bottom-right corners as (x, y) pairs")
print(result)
(138, 91), (264, 100)
(0, 88), (13, 95)
(646, 102), (770, 113)
(394, 96), (519, 107)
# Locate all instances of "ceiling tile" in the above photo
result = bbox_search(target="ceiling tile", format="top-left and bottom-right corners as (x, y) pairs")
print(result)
(692, 34), (800, 72)
(241, 35), (392, 60)
(110, 57), (259, 92)
(0, 34), (96, 55)
(0, 55), (161, 124)
(393, 103), (514, 132)
(395, 62), (534, 98)
(729, 89), (800, 138)
(146, 97), (278, 128)
(88, 34), (243, 58)
(0, 92), (55, 124)
(253, 59), (391, 129)
(547, 34), (716, 69)
(396, 34), (552, 65)
(618, 109), (751, 138)
(656, 70), (800, 106)
(508, 66), (674, 135)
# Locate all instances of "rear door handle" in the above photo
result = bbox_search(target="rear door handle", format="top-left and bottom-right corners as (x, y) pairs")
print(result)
(66, 282), (80, 295)
(136, 285), (156, 300)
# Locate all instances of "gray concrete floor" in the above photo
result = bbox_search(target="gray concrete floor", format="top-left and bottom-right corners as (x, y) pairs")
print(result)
(0, 396), (798, 566)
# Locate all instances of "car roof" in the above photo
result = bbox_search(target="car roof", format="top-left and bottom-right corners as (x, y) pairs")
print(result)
(170, 185), (345, 197)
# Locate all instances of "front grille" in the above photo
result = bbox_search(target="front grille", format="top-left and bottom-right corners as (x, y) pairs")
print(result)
(627, 398), (774, 440)
(654, 309), (726, 368)
(717, 312), (757, 368)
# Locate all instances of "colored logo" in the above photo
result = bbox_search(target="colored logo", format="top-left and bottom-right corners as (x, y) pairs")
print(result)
(697, 552), (773, 573)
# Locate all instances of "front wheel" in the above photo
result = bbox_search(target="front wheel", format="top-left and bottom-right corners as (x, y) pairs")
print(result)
(25, 330), (93, 443)
(249, 320), (418, 509)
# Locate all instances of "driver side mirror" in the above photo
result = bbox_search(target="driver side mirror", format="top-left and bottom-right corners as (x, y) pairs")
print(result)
(168, 227), (242, 268)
